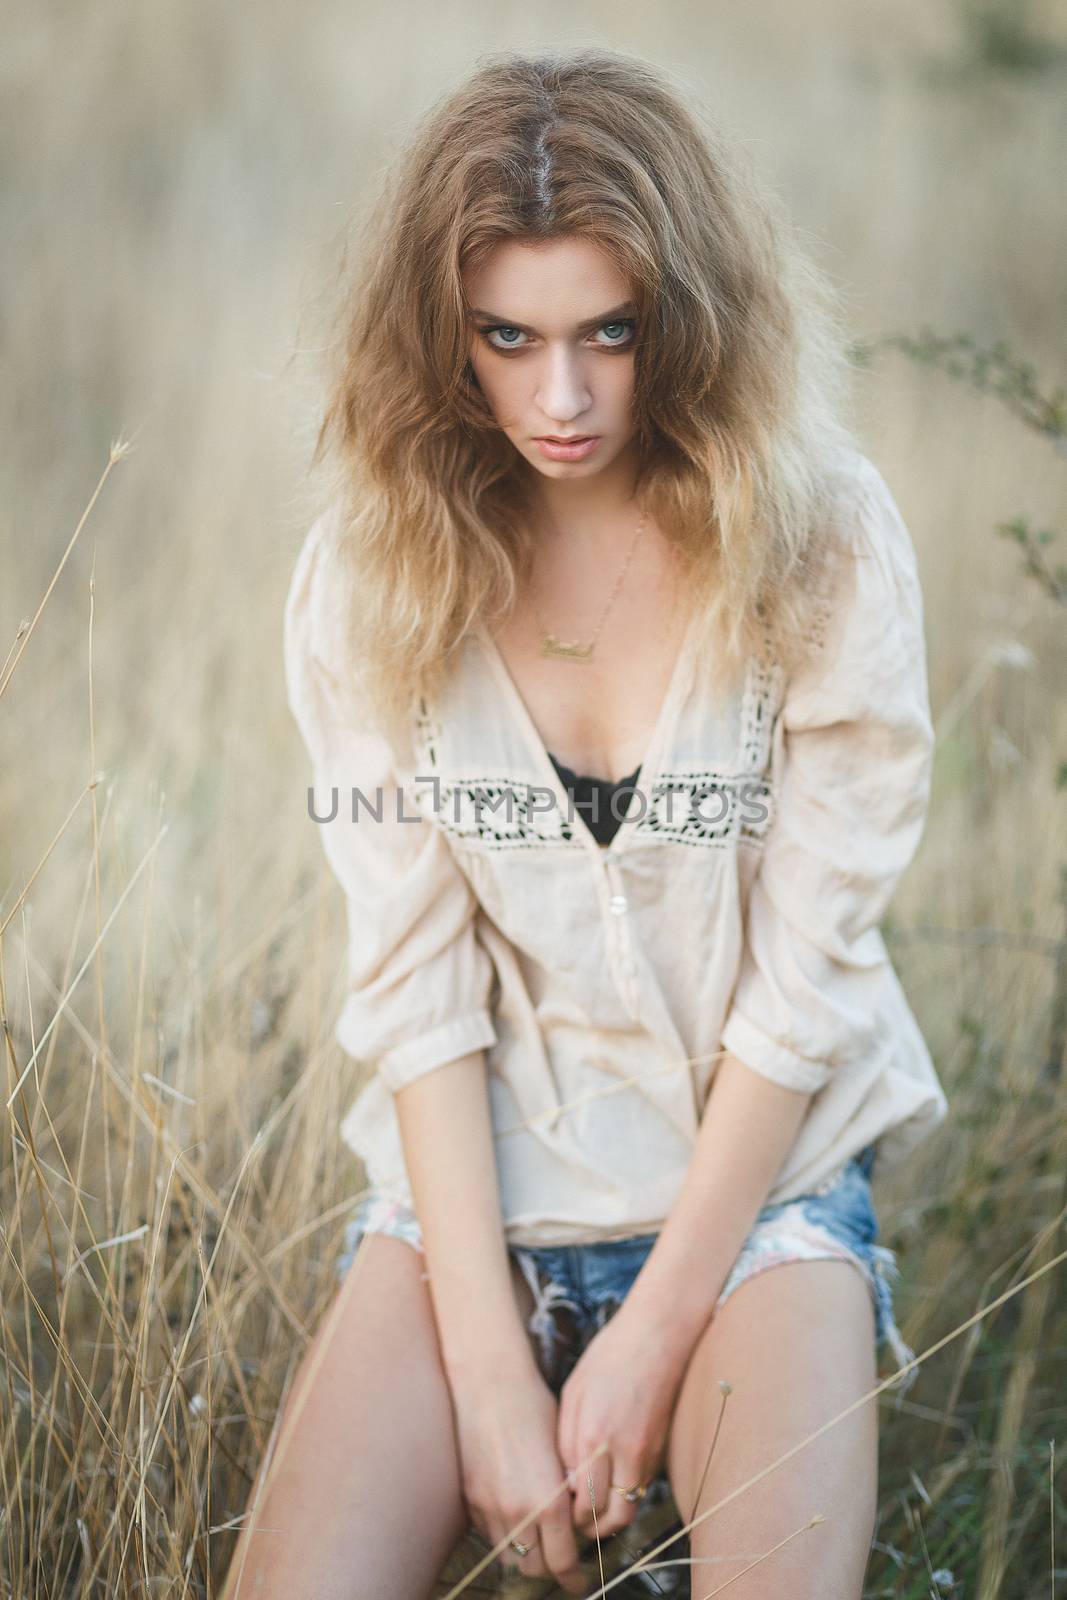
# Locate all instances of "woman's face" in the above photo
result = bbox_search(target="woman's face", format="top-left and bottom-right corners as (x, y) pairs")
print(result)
(462, 236), (639, 482)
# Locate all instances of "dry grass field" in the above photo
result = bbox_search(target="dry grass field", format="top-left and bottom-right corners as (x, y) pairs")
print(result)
(2, 3), (1067, 1595)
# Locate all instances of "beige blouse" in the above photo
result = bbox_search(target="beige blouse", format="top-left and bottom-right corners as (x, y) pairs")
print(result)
(283, 450), (948, 1247)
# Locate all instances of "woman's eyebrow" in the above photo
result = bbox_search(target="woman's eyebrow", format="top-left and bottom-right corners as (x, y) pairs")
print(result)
(468, 301), (637, 333)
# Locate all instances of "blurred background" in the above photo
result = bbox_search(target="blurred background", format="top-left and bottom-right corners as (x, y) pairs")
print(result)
(2, 3), (1066, 1595)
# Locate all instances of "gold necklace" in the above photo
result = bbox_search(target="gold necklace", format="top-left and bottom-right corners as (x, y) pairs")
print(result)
(530, 513), (648, 663)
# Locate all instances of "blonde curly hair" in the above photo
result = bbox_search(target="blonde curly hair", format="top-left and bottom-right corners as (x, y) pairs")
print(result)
(309, 46), (864, 741)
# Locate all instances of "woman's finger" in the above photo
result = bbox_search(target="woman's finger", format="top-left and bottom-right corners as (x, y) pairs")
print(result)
(599, 1452), (647, 1536)
(490, 1512), (546, 1581)
(538, 1495), (587, 1594)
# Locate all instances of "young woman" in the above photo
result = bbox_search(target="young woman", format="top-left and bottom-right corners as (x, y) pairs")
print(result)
(224, 47), (948, 1600)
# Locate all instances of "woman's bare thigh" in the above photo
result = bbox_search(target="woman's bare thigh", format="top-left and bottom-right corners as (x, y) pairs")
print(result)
(221, 1232), (538, 1600)
(665, 1258), (879, 1600)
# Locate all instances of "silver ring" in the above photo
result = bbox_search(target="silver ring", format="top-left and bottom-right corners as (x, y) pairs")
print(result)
(509, 1537), (535, 1558)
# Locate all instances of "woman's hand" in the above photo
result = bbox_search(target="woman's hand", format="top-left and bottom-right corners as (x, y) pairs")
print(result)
(449, 1353), (589, 1596)
(557, 1300), (689, 1542)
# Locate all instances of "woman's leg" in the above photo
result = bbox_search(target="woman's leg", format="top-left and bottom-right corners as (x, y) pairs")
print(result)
(219, 1231), (539, 1600)
(665, 1257), (879, 1600)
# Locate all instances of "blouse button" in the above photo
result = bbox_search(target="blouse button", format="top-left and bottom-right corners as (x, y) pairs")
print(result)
(609, 894), (628, 916)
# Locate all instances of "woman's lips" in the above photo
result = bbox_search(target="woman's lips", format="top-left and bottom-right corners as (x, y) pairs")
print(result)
(533, 435), (601, 461)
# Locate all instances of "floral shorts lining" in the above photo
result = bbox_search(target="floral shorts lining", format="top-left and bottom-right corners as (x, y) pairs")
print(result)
(333, 1142), (918, 1407)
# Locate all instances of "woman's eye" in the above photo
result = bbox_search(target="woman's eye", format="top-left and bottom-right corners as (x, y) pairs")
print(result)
(482, 326), (528, 350)
(595, 320), (637, 347)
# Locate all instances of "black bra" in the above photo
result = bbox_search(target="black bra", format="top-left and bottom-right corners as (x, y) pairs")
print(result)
(547, 752), (640, 847)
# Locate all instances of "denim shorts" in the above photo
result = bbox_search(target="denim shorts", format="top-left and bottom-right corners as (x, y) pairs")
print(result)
(333, 1142), (919, 1405)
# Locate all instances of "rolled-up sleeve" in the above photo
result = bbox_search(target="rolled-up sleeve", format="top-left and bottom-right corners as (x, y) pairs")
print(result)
(719, 460), (935, 1095)
(282, 514), (498, 1094)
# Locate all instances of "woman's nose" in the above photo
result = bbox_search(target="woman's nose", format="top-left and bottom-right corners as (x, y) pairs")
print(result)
(536, 346), (592, 425)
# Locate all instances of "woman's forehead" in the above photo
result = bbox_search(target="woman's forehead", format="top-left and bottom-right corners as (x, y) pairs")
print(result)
(461, 237), (633, 323)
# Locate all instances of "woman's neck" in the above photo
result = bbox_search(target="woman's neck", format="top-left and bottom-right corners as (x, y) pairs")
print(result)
(520, 448), (642, 549)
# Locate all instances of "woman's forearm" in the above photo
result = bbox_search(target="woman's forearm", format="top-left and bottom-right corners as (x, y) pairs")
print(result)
(622, 1049), (813, 1366)
(393, 1050), (536, 1392)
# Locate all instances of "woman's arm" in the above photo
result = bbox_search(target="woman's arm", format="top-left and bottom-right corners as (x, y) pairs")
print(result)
(284, 518), (540, 1373)
(619, 1049), (811, 1364)
(556, 1051), (812, 1537)
(396, 1051), (592, 1594)
(394, 1048), (538, 1388)
(625, 457), (935, 1364)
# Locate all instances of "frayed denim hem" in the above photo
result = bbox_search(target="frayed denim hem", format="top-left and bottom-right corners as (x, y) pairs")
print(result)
(333, 1145), (920, 1401)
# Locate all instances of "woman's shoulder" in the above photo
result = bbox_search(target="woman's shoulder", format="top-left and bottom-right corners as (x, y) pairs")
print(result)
(283, 499), (374, 726)
(773, 448), (929, 720)
(820, 447), (921, 576)
(789, 450), (925, 669)
(285, 501), (350, 648)
(286, 505), (369, 668)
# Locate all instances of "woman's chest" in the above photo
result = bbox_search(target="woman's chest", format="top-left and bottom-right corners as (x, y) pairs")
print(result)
(410, 629), (785, 862)
(486, 588), (686, 784)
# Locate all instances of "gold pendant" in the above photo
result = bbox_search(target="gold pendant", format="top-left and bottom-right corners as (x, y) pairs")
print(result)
(541, 634), (595, 662)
